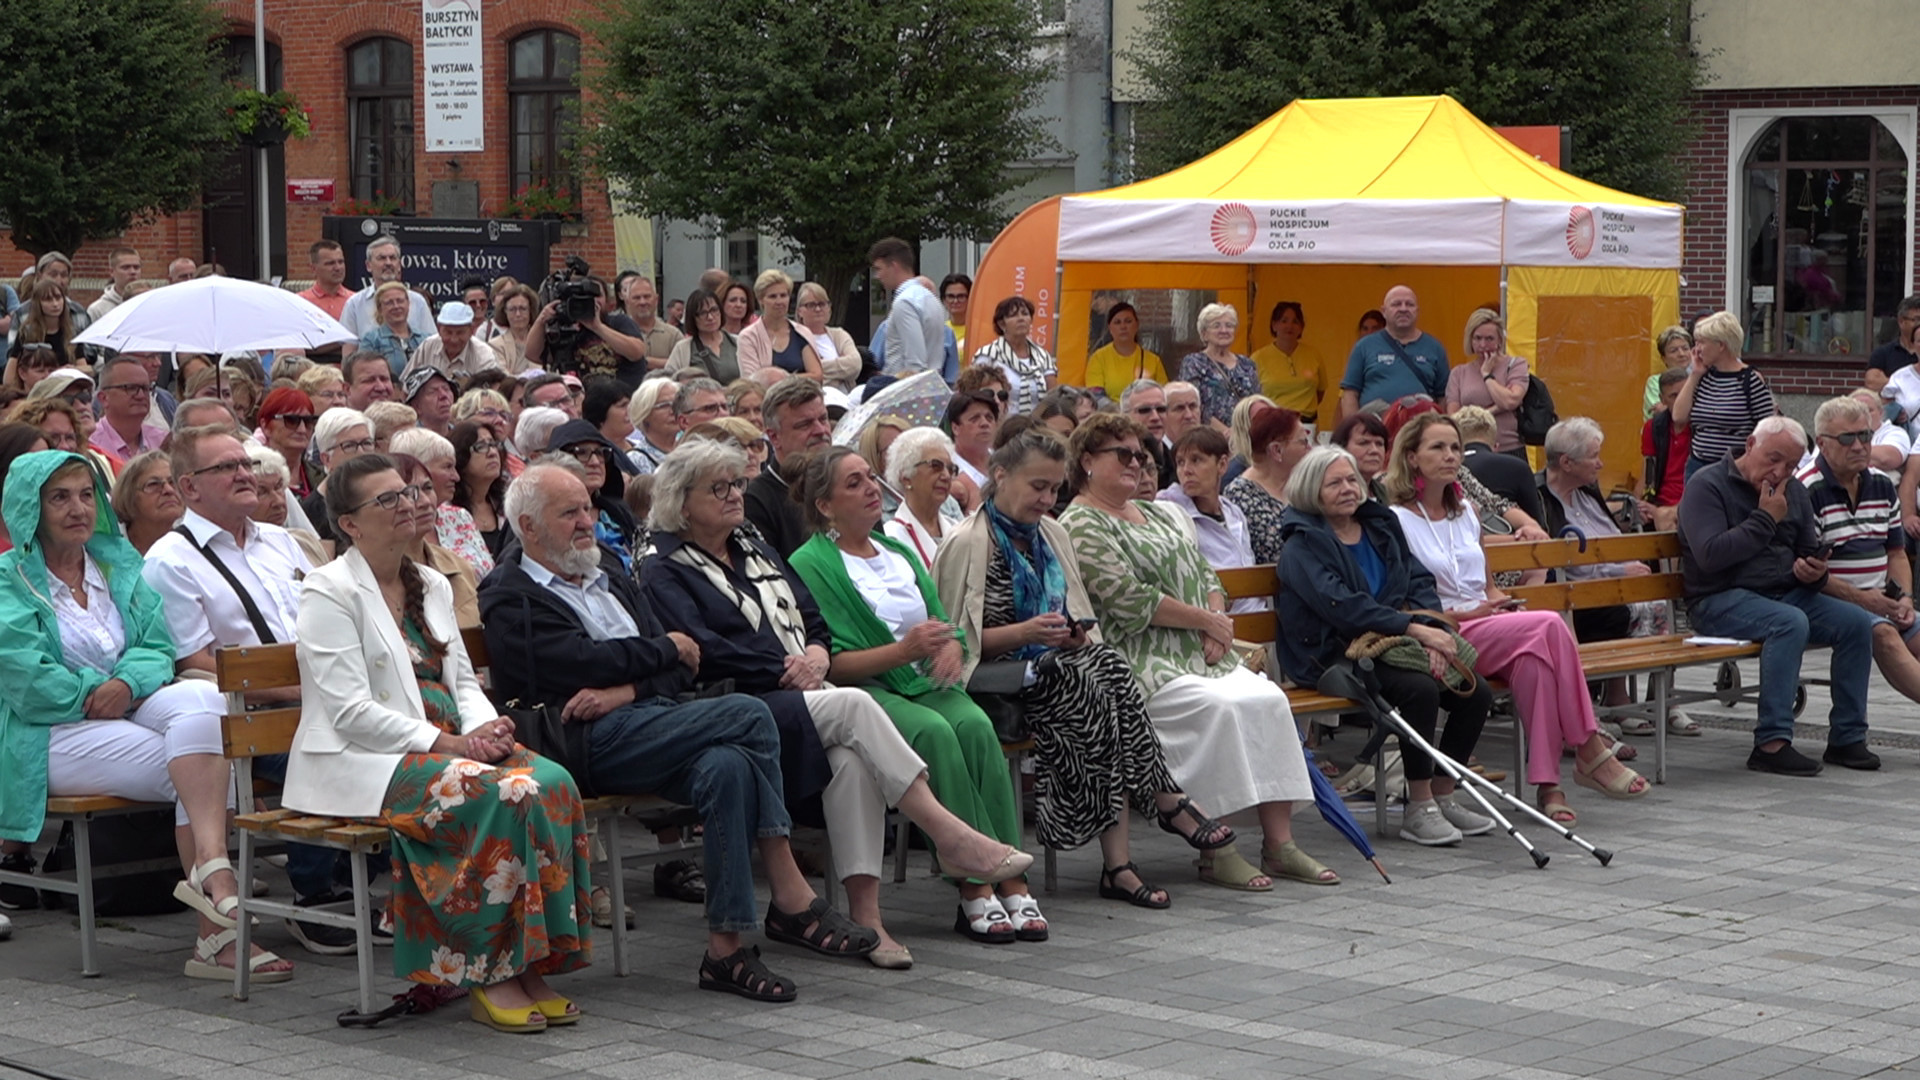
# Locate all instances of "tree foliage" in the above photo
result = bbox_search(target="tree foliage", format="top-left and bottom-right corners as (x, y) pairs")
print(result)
(1127, 0), (1701, 201)
(0, 0), (235, 257)
(585, 0), (1054, 302)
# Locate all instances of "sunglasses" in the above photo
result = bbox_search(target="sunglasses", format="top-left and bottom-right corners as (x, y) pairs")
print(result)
(1819, 430), (1874, 447)
(275, 414), (319, 428)
(918, 459), (960, 476)
(566, 444), (612, 461)
(1132, 404), (1169, 415)
(1093, 446), (1154, 468)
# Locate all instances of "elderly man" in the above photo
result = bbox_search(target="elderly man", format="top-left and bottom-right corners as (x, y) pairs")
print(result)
(480, 464), (874, 1001)
(745, 377), (833, 557)
(1164, 381), (1203, 446)
(675, 377), (728, 432)
(172, 397), (242, 437)
(407, 300), (500, 381)
(1120, 379), (1178, 490)
(342, 350), (395, 412)
(868, 237), (943, 377)
(400, 367), (455, 436)
(1798, 397), (1920, 687)
(336, 235), (433, 339)
(91, 356), (169, 459)
(620, 274), (683, 366)
(1680, 415), (1880, 776)
(87, 248), (142, 321)
(523, 373), (579, 418)
(166, 256), (197, 285)
(1340, 285), (1449, 419)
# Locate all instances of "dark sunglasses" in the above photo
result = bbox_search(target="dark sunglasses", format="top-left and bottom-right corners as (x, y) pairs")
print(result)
(275, 414), (319, 428)
(1132, 403), (1169, 415)
(1093, 445), (1154, 468)
(1818, 430), (1874, 447)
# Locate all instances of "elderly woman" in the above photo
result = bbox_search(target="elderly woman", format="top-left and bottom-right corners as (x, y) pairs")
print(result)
(1644, 325), (1692, 419)
(1224, 403), (1314, 564)
(882, 427), (966, 568)
(1386, 413), (1648, 824)
(296, 365), (349, 415)
(933, 427), (1233, 908)
(1177, 304), (1260, 432)
(453, 388), (521, 477)
(1084, 302), (1167, 401)
(0, 450), (291, 982)
(1442, 310), (1530, 457)
(1059, 413), (1332, 890)
(257, 388), (322, 499)
(1275, 447), (1495, 846)
(390, 428), (494, 575)
(358, 281), (423, 378)
(243, 442), (331, 566)
(738, 271), (823, 381)
(1674, 310), (1774, 478)
(665, 290), (742, 384)
(969, 297), (1056, 415)
(301, 408), (376, 542)
(687, 417), (770, 479)
(111, 450), (184, 554)
(513, 405), (567, 464)
(490, 285), (540, 374)
(945, 388), (1001, 507)
(12, 397), (119, 485)
(785, 447), (1042, 945)
(1251, 302), (1327, 423)
(549, 418), (643, 570)
(793, 282), (861, 390)
(726, 380), (766, 429)
(291, 453), (587, 1032)
(451, 422), (509, 559)
(624, 378), (681, 476)
(645, 440), (1031, 968)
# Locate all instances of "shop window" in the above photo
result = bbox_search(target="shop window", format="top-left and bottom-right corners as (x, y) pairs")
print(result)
(508, 30), (581, 204)
(1742, 115), (1909, 359)
(1085, 289), (1220, 361)
(347, 38), (414, 211)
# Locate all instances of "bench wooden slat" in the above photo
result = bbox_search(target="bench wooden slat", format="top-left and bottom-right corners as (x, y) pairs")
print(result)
(215, 644), (302, 692)
(221, 709), (302, 758)
(272, 815), (353, 840)
(462, 626), (490, 669)
(236, 808), (300, 829)
(1483, 532), (1680, 572)
(1507, 572), (1686, 612)
(45, 795), (162, 815)
(1287, 690), (1358, 715)
(1216, 565), (1274, 601)
(1231, 611), (1276, 642)
(323, 824), (389, 850)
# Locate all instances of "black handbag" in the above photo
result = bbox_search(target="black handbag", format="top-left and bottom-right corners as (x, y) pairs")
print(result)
(40, 811), (189, 916)
(501, 701), (598, 797)
(1517, 374), (1558, 445)
(966, 660), (1032, 743)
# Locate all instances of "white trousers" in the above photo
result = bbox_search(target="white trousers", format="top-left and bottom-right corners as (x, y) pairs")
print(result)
(805, 687), (927, 882)
(1146, 666), (1313, 817)
(46, 681), (233, 827)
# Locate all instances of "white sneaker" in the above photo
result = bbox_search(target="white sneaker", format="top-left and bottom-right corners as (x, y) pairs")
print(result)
(1436, 794), (1495, 836)
(0, 911), (12, 941)
(1398, 801), (1463, 846)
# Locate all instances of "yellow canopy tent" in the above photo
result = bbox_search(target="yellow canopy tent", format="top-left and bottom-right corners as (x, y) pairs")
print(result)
(966, 94), (1684, 493)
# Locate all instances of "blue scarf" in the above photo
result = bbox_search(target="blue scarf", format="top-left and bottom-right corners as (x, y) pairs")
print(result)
(986, 502), (1066, 660)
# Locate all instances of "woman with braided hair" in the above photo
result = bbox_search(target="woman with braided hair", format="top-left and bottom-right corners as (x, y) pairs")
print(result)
(286, 453), (593, 1034)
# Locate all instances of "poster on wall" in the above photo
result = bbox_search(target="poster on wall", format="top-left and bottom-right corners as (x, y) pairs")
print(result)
(422, 0), (484, 152)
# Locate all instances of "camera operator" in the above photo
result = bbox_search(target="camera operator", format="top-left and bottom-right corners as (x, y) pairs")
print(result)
(524, 259), (646, 388)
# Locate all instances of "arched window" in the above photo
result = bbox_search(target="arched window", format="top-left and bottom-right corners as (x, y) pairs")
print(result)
(347, 38), (415, 211)
(508, 29), (580, 204)
(1742, 115), (1909, 358)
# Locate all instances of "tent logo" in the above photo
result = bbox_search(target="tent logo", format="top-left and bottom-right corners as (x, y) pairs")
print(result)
(1210, 203), (1258, 256)
(1566, 206), (1596, 260)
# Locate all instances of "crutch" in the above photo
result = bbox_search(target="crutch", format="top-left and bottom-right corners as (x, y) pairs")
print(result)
(1320, 659), (1613, 868)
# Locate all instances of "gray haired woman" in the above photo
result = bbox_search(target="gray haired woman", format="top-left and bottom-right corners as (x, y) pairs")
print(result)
(882, 427), (965, 568)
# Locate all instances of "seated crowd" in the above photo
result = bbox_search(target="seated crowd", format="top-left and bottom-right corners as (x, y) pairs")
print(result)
(0, 259), (1897, 1032)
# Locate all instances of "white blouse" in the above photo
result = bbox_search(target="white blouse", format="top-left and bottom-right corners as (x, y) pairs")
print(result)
(1390, 500), (1490, 612)
(51, 554), (127, 676)
(841, 546), (929, 640)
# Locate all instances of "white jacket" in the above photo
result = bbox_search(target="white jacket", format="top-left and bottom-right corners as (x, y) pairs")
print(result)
(283, 547), (496, 818)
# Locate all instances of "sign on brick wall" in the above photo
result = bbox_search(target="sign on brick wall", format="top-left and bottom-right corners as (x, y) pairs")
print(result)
(422, 0), (484, 152)
(324, 217), (556, 300)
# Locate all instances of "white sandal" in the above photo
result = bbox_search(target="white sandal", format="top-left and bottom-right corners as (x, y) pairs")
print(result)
(1615, 715), (1656, 736)
(999, 892), (1048, 942)
(184, 928), (293, 983)
(173, 857), (244, 929)
(1667, 711), (1702, 736)
(953, 894), (1014, 943)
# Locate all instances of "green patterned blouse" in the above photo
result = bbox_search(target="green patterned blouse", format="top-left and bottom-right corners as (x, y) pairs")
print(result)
(1058, 499), (1238, 697)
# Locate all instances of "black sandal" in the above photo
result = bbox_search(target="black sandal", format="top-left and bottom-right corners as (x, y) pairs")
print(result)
(763, 897), (878, 959)
(653, 859), (706, 904)
(698, 945), (796, 1003)
(1098, 862), (1170, 909)
(1156, 796), (1234, 851)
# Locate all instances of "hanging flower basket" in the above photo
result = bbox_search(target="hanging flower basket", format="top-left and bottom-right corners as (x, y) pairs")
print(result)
(229, 88), (312, 147)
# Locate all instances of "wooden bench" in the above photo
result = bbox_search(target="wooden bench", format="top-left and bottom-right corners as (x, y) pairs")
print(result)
(216, 628), (671, 1014)
(0, 795), (178, 976)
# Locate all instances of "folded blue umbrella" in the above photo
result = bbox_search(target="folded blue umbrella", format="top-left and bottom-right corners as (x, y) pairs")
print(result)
(1302, 741), (1391, 884)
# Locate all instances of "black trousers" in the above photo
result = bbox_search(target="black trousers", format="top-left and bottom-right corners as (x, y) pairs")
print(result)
(1370, 663), (1494, 783)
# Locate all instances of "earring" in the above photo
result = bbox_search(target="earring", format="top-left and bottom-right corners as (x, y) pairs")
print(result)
(1414, 475), (1427, 497)
(826, 526), (842, 542)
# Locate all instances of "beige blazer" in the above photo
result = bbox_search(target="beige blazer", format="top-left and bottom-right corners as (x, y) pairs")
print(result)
(930, 510), (1104, 684)
(283, 547), (497, 818)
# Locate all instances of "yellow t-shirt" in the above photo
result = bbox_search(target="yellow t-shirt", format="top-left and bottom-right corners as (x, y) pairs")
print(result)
(1083, 343), (1167, 399)
(1251, 341), (1327, 421)
(949, 321), (968, 357)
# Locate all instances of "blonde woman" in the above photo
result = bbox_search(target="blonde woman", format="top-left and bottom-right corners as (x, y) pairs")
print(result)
(624, 378), (681, 475)
(296, 365), (349, 415)
(793, 282), (862, 389)
(1175, 304), (1258, 431)
(1443, 309), (1529, 457)
(737, 270), (822, 381)
(1674, 311), (1773, 479)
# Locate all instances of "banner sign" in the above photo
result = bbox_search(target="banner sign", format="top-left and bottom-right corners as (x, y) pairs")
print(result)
(422, 0), (484, 152)
(322, 217), (556, 300)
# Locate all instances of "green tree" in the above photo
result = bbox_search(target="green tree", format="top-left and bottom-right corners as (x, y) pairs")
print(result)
(0, 0), (235, 258)
(1127, 0), (1701, 201)
(585, 0), (1054, 306)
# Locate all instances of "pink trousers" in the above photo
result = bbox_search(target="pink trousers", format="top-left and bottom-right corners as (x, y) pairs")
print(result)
(1456, 610), (1599, 786)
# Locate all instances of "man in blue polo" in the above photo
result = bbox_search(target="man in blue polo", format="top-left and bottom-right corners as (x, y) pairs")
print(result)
(1339, 285), (1448, 420)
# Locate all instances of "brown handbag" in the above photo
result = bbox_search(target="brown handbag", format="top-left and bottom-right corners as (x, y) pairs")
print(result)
(1344, 609), (1479, 694)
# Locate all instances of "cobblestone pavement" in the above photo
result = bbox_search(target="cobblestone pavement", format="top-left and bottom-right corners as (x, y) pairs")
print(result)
(4, 675), (1920, 1080)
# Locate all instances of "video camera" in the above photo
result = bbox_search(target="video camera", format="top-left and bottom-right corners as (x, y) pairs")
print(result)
(539, 255), (599, 375)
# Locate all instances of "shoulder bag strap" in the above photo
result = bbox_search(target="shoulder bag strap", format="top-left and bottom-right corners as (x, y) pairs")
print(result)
(174, 525), (276, 645)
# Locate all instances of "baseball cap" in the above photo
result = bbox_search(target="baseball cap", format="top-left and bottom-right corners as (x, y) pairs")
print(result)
(401, 366), (454, 402)
(436, 301), (476, 327)
(26, 367), (95, 400)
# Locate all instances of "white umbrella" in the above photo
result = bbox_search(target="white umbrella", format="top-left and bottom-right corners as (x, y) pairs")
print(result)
(74, 275), (358, 355)
(832, 371), (957, 447)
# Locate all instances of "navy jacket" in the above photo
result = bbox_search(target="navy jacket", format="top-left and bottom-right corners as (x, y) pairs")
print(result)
(1273, 502), (1447, 685)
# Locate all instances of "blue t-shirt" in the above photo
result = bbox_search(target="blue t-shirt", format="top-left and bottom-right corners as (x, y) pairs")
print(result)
(1342, 330), (1449, 407)
(1346, 534), (1388, 598)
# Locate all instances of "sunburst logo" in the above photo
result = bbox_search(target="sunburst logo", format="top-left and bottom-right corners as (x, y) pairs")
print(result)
(1210, 203), (1257, 256)
(1566, 206), (1596, 259)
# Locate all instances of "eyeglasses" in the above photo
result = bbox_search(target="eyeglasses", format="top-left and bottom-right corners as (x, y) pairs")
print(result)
(684, 402), (726, 419)
(471, 439), (502, 453)
(1819, 430), (1875, 447)
(102, 382), (153, 397)
(942, 292), (969, 302)
(799, 301), (829, 310)
(1132, 404), (1168, 415)
(331, 436), (377, 455)
(274, 414), (318, 428)
(985, 390), (1009, 403)
(566, 444), (612, 462)
(63, 389), (94, 405)
(1093, 446), (1154, 468)
(138, 477), (176, 496)
(187, 457), (254, 479)
(918, 459), (960, 477)
(706, 477), (748, 499)
(347, 483), (431, 513)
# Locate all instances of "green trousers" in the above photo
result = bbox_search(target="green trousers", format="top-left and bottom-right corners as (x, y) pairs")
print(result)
(864, 685), (1021, 853)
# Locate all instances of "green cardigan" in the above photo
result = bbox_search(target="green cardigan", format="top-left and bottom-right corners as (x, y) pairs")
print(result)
(787, 531), (967, 698)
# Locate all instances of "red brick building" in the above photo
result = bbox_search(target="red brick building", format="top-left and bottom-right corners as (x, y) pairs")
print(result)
(0, 0), (614, 296)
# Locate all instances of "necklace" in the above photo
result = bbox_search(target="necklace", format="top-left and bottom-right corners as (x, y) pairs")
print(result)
(1405, 498), (1468, 602)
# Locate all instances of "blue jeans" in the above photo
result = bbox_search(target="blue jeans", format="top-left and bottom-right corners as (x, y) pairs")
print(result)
(254, 752), (387, 900)
(1687, 586), (1875, 747)
(584, 694), (789, 934)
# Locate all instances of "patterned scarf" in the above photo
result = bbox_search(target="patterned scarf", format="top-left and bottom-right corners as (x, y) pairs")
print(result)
(986, 501), (1066, 660)
(668, 528), (810, 658)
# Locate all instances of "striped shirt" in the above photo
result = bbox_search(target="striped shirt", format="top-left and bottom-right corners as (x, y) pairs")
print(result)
(1685, 366), (1775, 464)
(1796, 455), (1901, 590)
